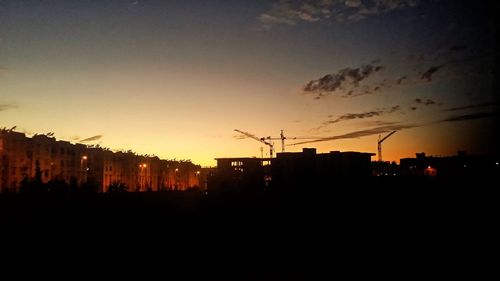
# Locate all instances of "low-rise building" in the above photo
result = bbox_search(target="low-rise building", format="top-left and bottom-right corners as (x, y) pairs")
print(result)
(400, 151), (499, 178)
(0, 129), (203, 193)
(209, 148), (374, 192)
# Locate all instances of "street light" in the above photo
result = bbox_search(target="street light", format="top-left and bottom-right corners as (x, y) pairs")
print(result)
(80, 155), (88, 184)
(174, 168), (179, 190)
(195, 171), (201, 189)
(139, 163), (147, 191)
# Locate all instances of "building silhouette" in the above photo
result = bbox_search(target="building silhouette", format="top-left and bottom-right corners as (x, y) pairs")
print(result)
(209, 148), (374, 192)
(400, 151), (499, 179)
(0, 129), (203, 193)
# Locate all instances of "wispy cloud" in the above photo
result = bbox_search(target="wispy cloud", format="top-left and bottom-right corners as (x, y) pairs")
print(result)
(444, 101), (497, 112)
(440, 112), (497, 123)
(449, 45), (467, 52)
(294, 110), (497, 146)
(420, 65), (444, 82)
(359, 120), (399, 127)
(80, 135), (103, 142)
(0, 103), (18, 111)
(302, 40), (492, 102)
(291, 123), (419, 146)
(259, 0), (421, 28)
(303, 62), (383, 99)
(322, 105), (400, 125)
(414, 98), (436, 106)
(396, 76), (407, 85)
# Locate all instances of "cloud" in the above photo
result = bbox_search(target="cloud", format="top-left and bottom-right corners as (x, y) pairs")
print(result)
(259, 13), (297, 27)
(290, 123), (419, 146)
(303, 62), (384, 99)
(440, 112), (497, 123)
(128, 1), (139, 9)
(449, 45), (467, 52)
(444, 101), (497, 112)
(396, 76), (407, 84)
(259, 0), (421, 28)
(0, 103), (18, 111)
(323, 105), (400, 125)
(420, 65), (444, 82)
(79, 135), (103, 142)
(414, 98), (436, 106)
(293, 110), (497, 146)
(360, 120), (399, 127)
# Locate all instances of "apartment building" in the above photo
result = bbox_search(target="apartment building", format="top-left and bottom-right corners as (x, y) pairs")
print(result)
(0, 129), (202, 193)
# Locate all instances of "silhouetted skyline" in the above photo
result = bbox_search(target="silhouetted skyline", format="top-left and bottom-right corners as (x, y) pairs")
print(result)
(0, 0), (497, 166)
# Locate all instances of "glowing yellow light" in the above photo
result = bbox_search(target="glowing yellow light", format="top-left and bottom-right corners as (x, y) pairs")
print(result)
(82, 156), (87, 160)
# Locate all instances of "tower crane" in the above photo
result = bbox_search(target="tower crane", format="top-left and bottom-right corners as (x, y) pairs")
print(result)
(378, 130), (396, 162)
(267, 130), (321, 153)
(234, 129), (275, 158)
(265, 130), (287, 153)
(235, 129), (321, 154)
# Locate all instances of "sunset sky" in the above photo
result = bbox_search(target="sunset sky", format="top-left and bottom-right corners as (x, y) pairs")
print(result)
(1, 0), (497, 166)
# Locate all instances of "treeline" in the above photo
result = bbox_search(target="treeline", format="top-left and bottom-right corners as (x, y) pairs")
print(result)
(17, 177), (127, 194)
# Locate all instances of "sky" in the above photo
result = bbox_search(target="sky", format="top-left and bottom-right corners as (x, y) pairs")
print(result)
(1, 0), (498, 166)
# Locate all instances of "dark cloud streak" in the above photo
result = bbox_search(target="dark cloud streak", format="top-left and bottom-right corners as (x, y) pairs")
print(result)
(415, 98), (436, 106)
(449, 45), (467, 52)
(296, 111), (497, 146)
(80, 135), (103, 142)
(444, 102), (497, 112)
(0, 103), (18, 111)
(440, 112), (497, 123)
(324, 106), (400, 125)
(420, 65), (444, 82)
(290, 124), (419, 146)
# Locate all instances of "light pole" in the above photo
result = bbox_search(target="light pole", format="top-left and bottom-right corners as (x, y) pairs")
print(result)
(80, 155), (88, 184)
(166, 164), (170, 191)
(195, 171), (200, 188)
(174, 168), (179, 190)
(139, 163), (147, 191)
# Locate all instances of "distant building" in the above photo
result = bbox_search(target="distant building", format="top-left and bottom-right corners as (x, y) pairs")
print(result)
(209, 148), (374, 191)
(371, 161), (400, 176)
(400, 151), (499, 178)
(0, 129), (203, 193)
(0, 130), (31, 192)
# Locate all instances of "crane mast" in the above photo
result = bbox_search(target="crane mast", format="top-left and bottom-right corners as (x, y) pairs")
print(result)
(378, 130), (396, 162)
(280, 130), (285, 153)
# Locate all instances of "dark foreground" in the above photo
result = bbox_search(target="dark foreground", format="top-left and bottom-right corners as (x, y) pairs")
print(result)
(0, 178), (492, 280)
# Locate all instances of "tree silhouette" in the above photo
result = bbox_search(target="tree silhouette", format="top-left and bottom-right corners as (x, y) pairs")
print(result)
(81, 180), (98, 193)
(107, 181), (128, 193)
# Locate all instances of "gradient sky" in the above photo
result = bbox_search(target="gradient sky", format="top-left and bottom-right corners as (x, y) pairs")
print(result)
(1, 0), (497, 166)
